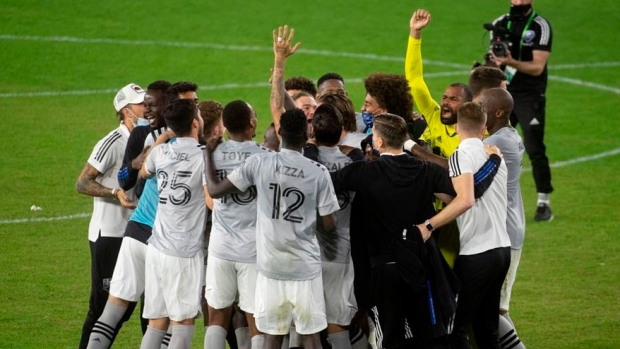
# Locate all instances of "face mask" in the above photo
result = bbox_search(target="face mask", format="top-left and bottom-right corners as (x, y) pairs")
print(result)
(509, 4), (532, 20)
(136, 118), (150, 127)
(361, 111), (374, 133)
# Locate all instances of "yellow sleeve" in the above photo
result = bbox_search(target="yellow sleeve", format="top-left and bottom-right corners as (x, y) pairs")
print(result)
(405, 37), (440, 121)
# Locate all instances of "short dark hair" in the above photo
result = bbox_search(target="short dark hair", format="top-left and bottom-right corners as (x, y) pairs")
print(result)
(279, 108), (307, 146)
(468, 67), (507, 97)
(313, 104), (343, 147)
(373, 113), (407, 149)
(456, 102), (486, 134)
(163, 99), (198, 137)
(449, 82), (473, 102)
(165, 81), (198, 105)
(317, 72), (345, 89)
(198, 100), (223, 138)
(222, 100), (252, 134)
(147, 80), (172, 93)
(363, 73), (413, 121)
(318, 93), (357, 133)
(285, 76), (317, 96)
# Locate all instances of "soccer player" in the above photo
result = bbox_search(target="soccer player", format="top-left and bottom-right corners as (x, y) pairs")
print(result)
(75, 83), (142, 349)
(469, 66), (508, 98)
(285, 75), (317, 98)
(307, 104), (363, 349)
(139, 99), (208, 349)
(204, 100), (270, 349)
(118, 80), (171, 199)
(405, 8), (473, 268)
(203, 108), (340, 349)
(417, 102), (512, 349)
(478, 88), (526, 349)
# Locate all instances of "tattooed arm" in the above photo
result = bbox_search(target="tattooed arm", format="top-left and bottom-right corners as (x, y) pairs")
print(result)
(76, 162), (136, 209)
(270, 25), (301, 137)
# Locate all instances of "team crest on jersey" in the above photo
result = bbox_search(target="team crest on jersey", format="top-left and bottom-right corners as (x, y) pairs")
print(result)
(102, 278), (111, 292)
(523, 30), (536, 44)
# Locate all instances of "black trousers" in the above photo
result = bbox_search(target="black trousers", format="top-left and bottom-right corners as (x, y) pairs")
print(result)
(79, 233), (130, 349)
(448, 247), (511, 349)
(510, 92), (553, 194)
(370, 262), (436, 349)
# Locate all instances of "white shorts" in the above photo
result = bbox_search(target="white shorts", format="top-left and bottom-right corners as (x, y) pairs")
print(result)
(205, 255), (257, 313)
(500, 248), (522, 312)
(322, 259), (357, 326)
(143, 244), (204, 322)
(109, 237), (147, 302)
(254, 273), (327, 335)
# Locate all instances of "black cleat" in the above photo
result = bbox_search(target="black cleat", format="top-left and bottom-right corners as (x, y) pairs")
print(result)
(534, 203), (554, 222)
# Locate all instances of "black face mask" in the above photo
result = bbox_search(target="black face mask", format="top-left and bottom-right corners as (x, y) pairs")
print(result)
(509, 4), (532, 20)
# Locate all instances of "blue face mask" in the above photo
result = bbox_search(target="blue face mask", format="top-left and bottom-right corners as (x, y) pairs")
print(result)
(136, 118), (150, 127)
(361, 111), (374, 133)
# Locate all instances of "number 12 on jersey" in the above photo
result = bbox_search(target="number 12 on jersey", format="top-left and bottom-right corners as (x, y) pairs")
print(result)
(269, 183), (305, 223)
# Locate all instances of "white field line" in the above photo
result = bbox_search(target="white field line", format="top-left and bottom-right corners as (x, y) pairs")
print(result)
(2, 34), (619, 70)
(2, 148), (619, 225)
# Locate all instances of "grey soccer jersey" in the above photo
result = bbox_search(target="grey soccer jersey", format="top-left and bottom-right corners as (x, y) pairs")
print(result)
(209, 140), (271, 263)
(227, 148), (340, 281)
(146, 137), (206, 258)
(484, 127), (526, 249)
(316, 146), (355, 263)
(449, 138), (511, 255)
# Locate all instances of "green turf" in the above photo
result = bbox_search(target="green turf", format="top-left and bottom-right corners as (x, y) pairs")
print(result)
(1, 0), (619, 348)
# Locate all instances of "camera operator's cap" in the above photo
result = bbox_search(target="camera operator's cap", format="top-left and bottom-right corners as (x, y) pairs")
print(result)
(113, 83), (146, 111)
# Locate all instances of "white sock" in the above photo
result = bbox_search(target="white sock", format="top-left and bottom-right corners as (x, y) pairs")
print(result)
(349, 326), (368, 349)
(289, 326), (302, 348)
(251, 334), (265, 349)
(87, 302), (127, 349)
(168, 324), (195, 349)
(161, 325), (172, 348)
(498, 314), (525, 349)
(235, 327), (251, 349)
(327, 330), (351, 349)
(140, 326), (166, 349)
(537, 193), (550, 205)
(205, 325), (227, 349)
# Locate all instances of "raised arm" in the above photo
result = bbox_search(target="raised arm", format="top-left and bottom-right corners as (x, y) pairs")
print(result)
(405, 9), (439, 118)
(270, 25), (301, 136)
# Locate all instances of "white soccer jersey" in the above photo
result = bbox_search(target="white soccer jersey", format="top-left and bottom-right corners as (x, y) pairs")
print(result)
(227, 148), (340, 280)
(449, 138), (511, 255)
(209, 140), (271, 263)
(316, 146), (355, 263)
(143, 126), (168, 149)
(484, 127), (526, 249)
(146, 137), (206, 258)
(87, 124), (134, 242)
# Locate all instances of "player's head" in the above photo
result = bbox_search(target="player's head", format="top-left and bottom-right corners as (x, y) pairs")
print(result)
(456, 102), (487, 139)
(198, 100), (224, 140)
(441, 82), (473, 125)
(285, 76), (317, 97)
(313, 104), (343, 147)
(371, 113), (408, 151)
(163, 99), (200, 138)
(318, 93), (357, 133)
(477, 88), (514, 133)
(165, 81), (199, 106)
(292, 92), (317, 136)
(316, 72), (347, 99)
(363, 73), (413, 122)
(261, 122), (280, 152)
(222, 100), (257, 139)
(469, 66), (507, 98)
(113, 83), (146, 124)
(278, 108), (308, 149)
(145, 80), (172, 128)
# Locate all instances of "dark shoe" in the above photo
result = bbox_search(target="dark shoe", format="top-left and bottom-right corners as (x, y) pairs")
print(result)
(534, 203), (554, 222)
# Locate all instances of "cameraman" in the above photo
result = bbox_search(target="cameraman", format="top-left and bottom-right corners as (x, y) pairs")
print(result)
(489, 0), (554, 222)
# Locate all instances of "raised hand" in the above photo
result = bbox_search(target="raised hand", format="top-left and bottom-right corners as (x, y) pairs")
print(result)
(273, 25), (301, 59)
(410, 9), (432, 34)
